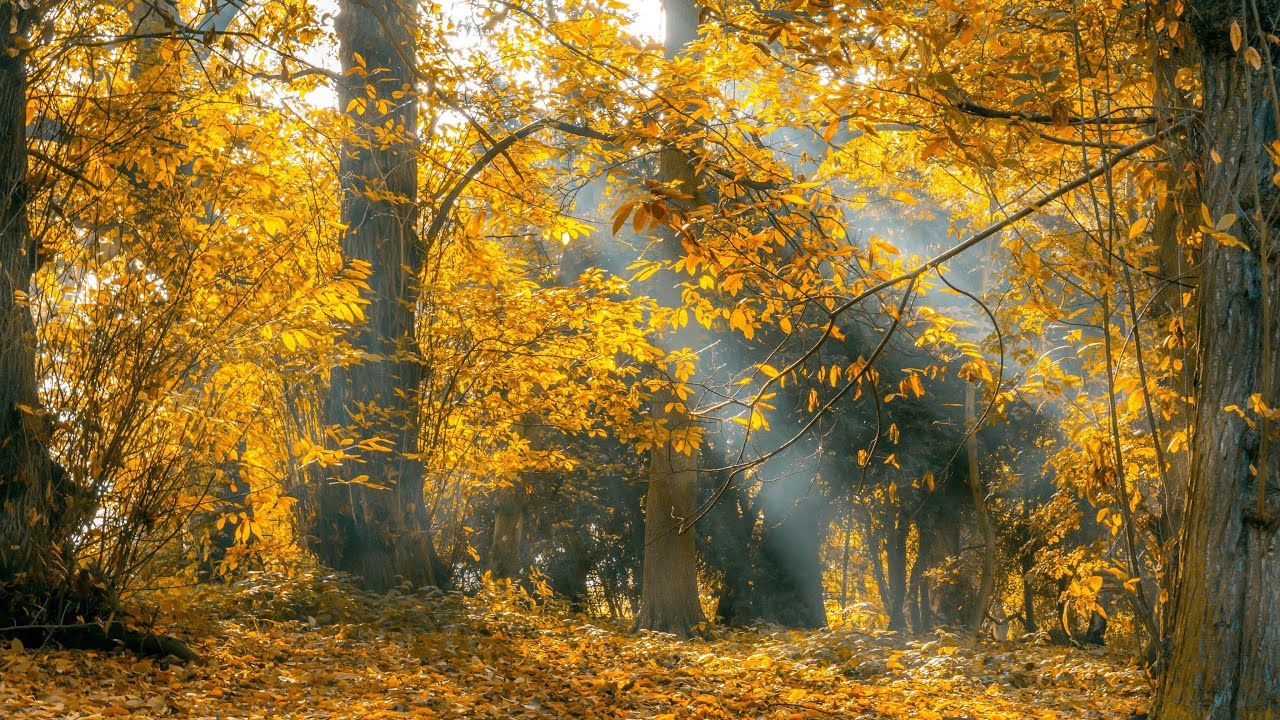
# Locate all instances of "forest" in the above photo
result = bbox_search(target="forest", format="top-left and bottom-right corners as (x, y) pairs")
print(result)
(0, 0), (1276, 717)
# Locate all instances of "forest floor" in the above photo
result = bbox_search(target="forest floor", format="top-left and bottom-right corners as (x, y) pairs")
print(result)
(0, 573), (1150, 720)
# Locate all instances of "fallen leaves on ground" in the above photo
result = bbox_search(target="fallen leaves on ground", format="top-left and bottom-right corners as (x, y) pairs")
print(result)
(0, 574), (1150, 719)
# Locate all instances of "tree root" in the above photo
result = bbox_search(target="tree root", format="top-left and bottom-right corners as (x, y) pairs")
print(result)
(2, 622), (200, 663)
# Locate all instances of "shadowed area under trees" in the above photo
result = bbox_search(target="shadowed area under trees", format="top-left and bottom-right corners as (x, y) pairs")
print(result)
(0, 0), (1275, 717)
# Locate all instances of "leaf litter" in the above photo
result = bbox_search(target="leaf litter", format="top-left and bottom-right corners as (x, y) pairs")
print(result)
(0, 573), (1149, 719)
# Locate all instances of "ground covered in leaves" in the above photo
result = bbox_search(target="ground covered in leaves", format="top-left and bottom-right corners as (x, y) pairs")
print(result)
(1, 575), (1150, 719)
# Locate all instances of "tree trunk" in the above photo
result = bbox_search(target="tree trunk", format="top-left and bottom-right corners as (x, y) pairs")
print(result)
(632, 0), (706, 636)
(0, 0), (65, 600)
(0, 8), (194, 661)
(882, 518), (909, 632)
(908, 523), (929, 633)
(489, 483), (527, 580)
(548, 533), (592, 612)
(634, 385), (706, 634)
(708, 483), (758, 626)
(1020, 552), (1037, 635)
(311, 0), (444, 593)
(964, 384), (996, 638)
(1153, 5), (1280, 717)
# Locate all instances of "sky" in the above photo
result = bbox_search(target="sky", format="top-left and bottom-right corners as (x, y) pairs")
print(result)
(296, 0), (665, 108)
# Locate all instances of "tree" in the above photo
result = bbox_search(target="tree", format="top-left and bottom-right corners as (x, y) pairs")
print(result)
(1152, 2), (1280, 716)
(0, 0), (70, 622)
(632, 0), (708, 636)
(309, 0), (445, 592)
(0, 1), (210, 659)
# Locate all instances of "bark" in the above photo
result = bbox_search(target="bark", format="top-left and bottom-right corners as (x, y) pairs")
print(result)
(632, 0), (706, 637)
(1082, 607), (1108, 646)
(0, 1), (62, 593)
(880, 518), (909, 632)
(634, 385), (706, 634)
(1150, 27), (1199, 555)
(311, 0), (444, 593)
(488, 483), (527, 580)
(908, 523), (931, 632)
(1020, 554), (1037, 635)
(964, 385), (996, 638)
(708, 484), (758, 626)
(548, 534), (592, 612)
(0, 7), (193, 661)
(1153, 4), (1280, 717)
(912, 499), (967, 629)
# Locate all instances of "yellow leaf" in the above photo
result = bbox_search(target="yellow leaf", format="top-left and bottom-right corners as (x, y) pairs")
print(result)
(886, 652), (906, 671)
(1231, 20), (1243, 51)
(823, 118), (840, 143)
(1214, 231), (1250, 250)
(891, 190), (917, 205)
(1128, 217), (1150, 240)
(1245, 47), (1262, 70)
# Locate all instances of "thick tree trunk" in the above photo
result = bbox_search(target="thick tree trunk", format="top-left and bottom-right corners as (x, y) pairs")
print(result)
(708, 483), (759, 626)
(548, 534), (592, 612)
(632, 0), (706, 636)
(634, 385), (706, 634)
(1153, 5), (1280, 715)
(311, 0), (444, 593)
(0, 0), (91, 626)
(0, 9), (193, 661)
(0, 1), (60, 592)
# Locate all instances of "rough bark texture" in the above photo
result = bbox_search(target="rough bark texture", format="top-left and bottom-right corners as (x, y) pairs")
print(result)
(311, 0), (444, 593)
(547, 533), (592, 612)
(0, 1), (62, 593)
(1153, 3), (1280, 716)
(634, 384), (706, 634)
(632, 0), (707, 637)
(0, 2), (96, 629)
